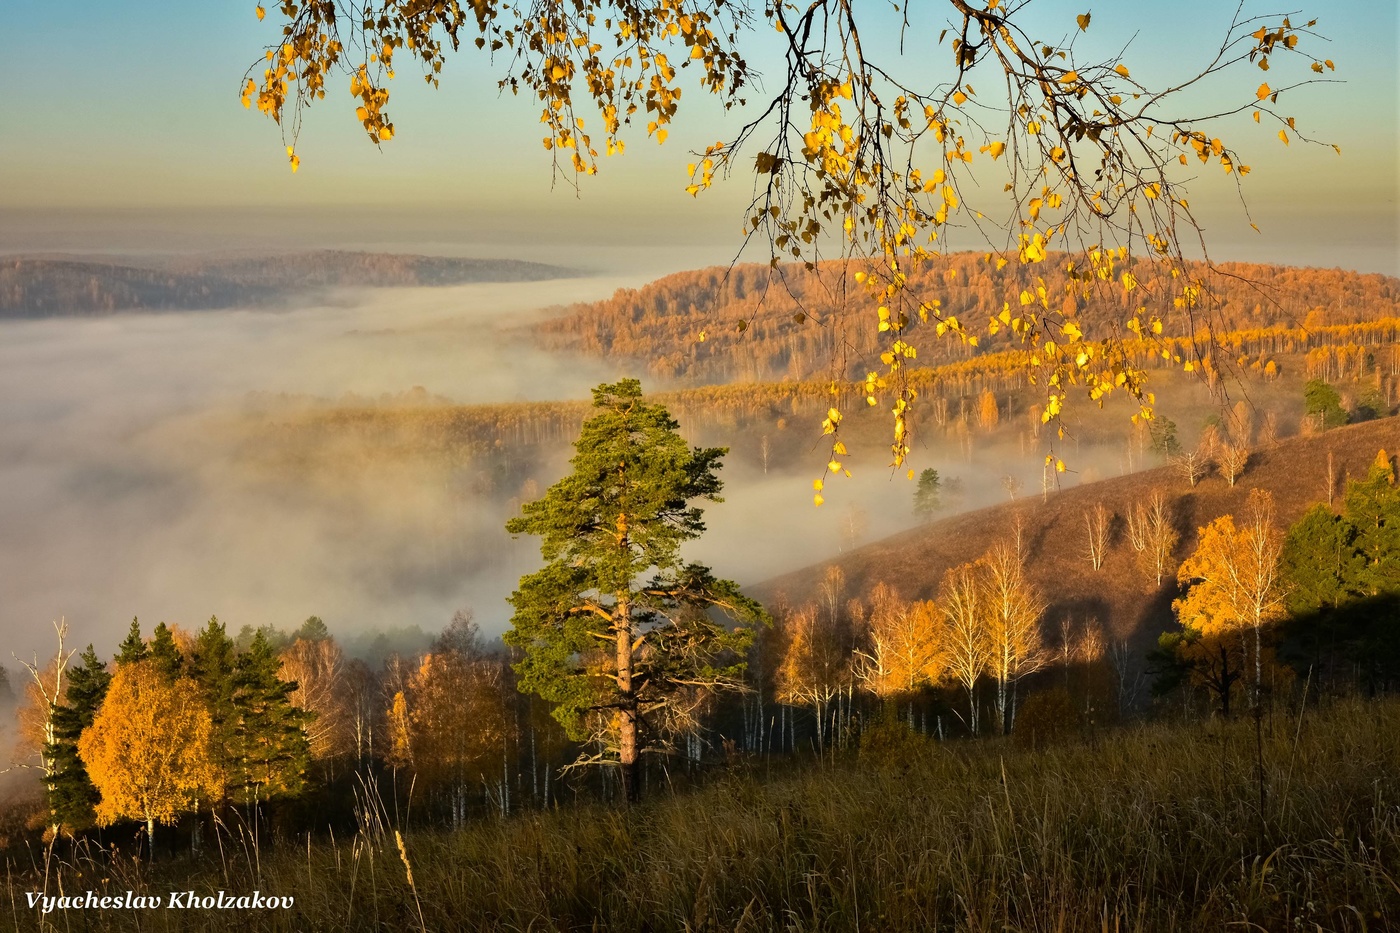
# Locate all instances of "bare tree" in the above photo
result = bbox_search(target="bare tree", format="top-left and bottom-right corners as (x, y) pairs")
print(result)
(939, 562), (989, 738)
(1218, 442), (1250, 487)
(1172, 445), (1211, 488)
(981, 541), (1047, 735)
(13, 620), (77, 836)
(1138, 490), (1179, 587)
(1085, 503), (1111, 571)
(1127, 502), (1148, 554)
(1108, 639), (1146, 719)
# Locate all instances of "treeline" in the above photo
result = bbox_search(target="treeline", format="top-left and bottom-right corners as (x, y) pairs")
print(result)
(13, 451), (1395, 851)
(536, 255), (1400, 384)
(15, 613), (569, 851)
(0, 252), (570, 317)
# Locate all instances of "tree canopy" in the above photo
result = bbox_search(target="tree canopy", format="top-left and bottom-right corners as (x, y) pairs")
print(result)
(244, 1), (1336, 481)
(77, 661), (221, 851)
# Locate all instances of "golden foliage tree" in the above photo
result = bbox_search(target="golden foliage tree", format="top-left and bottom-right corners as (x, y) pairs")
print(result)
(77, 661), (221, 853)
(1174, 490), (1289, 704)
(244, 1), (1336, 472)
(854, 583), (946, 702)
(774, 602), (851, 752)
(980, 540), (1047, 734)
(977, 390), (1000, 432)
(938, 561), (990, 736)
(279, 636), (353, 764)
(405, 651), (509, 824)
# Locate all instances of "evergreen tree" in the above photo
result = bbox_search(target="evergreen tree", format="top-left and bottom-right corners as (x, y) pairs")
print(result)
(505, 379), (764, 804)
(1303, 380), (1347, 430)
(1343, 450), (1400, 595)
(912, 468), (943, 521)
(295, 616), (330, 643)
(190, 617), (239, 798)
(231, 631), (311, 805)
(149, 623), (184, 680)
(116, 618), (149, 666)
(44, 646), (112, 834)
(1281, 504), (1360, 617)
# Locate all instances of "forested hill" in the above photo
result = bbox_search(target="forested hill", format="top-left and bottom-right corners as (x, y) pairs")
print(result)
(0, 251), (573, 317)
(756, 415), (1400, 655)
(537, 256), (1400, 384)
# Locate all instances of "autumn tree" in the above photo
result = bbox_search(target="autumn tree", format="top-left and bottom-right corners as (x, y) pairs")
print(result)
(78, 661), (221, 854)
(981, 540), (1047, 734)
(774, 603), (851, 752)
(1218, 442), (1250, 487)
(1174, 490), (1288, 706)
(505, 379), (763, 803)
(853, 584), (946, 707)
(402, 618), (511, 825)
(977, 390), (1000, 431)
(244, 2), (1336, 469)
(939, 561), (990, 736)
(13, 621), (77, 836)
(280, 635), (353, 765)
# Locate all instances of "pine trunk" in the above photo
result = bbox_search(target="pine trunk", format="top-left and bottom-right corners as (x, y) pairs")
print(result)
(615, 595), (639, 805)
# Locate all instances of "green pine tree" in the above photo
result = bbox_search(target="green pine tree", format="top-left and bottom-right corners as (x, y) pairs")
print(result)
(295, 616), (330, 642)
(149, 623), (184, 680)
(1281, 504), (1361, 617)
(191, 617), (239, 800)
(1343, 450), (1400, 596)
(1303, 380), (1347, 431)
(44, 646), (112, 834)
(116, 618), (149, 666)
(505, 379), (764, 804)
(231, 631), (310, 805)
(913, 468), (943, 521)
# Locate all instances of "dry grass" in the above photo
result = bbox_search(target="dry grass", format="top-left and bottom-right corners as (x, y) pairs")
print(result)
(8, 694), (1398, 931)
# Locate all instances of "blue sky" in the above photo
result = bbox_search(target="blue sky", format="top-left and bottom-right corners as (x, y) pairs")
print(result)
(2, 0), (1395, 273)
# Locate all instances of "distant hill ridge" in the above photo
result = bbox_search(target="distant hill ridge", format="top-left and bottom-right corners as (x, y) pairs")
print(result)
(538, 256), (1400, 384)
(0, 251), (575, 317)
(756, 415), (1400, 655)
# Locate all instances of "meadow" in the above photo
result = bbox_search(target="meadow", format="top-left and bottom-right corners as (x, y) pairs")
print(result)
(8, 694), (1397, 932)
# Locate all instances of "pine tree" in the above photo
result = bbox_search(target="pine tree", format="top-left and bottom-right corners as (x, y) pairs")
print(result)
(505, 379), (764, 804)
(44, 646), (111, 834)
(912, 468), (942, 521)
(116, 618), (149, 666)
(149, 623), (184, 680)
(295, 616), (330, 642)
(1344, 450), (1400, 596)
(190, 617), (239, 799)
(230, 631), (310, 805)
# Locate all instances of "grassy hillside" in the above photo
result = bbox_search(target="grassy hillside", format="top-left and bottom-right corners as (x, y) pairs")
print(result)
(759, 415), (1400, 653)
(9, 695), (1396, 931)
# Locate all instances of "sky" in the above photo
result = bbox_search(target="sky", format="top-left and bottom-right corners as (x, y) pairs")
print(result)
(1, 0), (1396, 274)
